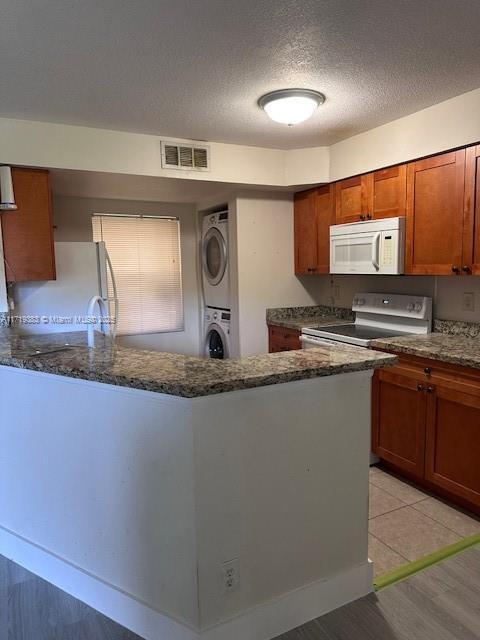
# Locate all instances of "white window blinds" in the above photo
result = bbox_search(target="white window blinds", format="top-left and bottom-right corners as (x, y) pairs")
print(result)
(92, 215), (183, 336)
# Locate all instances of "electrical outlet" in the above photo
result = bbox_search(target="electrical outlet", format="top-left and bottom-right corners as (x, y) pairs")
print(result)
(462, 292), (475, 312)
(220, 558), (240, 595)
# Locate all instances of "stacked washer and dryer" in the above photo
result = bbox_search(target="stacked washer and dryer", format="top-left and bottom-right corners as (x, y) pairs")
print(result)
(201, 210), (232, 359)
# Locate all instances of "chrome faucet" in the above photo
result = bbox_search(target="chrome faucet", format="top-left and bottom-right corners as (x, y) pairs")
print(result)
(86, 295), (108, 348)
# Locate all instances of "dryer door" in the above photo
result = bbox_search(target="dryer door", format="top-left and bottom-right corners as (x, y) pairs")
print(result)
(205, 323), (229, 359)
(203, 227), (227, 286)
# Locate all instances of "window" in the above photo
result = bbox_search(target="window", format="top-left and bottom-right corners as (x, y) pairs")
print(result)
(92, 214), (183, 335)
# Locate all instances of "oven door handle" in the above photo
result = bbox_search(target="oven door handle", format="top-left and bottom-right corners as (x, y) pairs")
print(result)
(371, 232), (381, 271)
(300, 335), (335, 348)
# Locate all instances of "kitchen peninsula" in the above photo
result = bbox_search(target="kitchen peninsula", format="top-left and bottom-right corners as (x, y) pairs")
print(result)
(0, 330), (395, 640)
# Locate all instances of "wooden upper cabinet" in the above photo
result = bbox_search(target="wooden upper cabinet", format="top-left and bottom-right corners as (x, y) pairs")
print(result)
(369, 165), (407, 220)
(405, 150), (466, 275)
(1, 168), (56, 282)
(335, 165), (406, 224)
(294, 189), (317, 274)
(335, 175), (363, 224)
(314, 184), (335, 273)
(463, 145), (480, 275)
(294, 185), (334, 275)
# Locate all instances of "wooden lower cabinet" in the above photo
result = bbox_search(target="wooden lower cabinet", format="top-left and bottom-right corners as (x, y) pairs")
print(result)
(425, 381), (480, 508)
(268, 325), (301, 353)
(373, 353), (480, 512)
(372, 368), (426, 479)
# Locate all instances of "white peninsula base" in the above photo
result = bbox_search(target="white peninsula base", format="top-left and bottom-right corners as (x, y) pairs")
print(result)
(0, 365), (374, 640)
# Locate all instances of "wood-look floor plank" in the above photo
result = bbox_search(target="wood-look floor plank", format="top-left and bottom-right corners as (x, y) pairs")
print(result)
(55, 613), (143, 640)
(276, 545), (480, 640)
(7, 575), (90, 640)
(1, 547), (480, 640)
(0, 554), (34, 591)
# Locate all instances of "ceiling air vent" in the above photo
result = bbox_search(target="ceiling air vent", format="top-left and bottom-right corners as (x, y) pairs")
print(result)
(161, 140), (210, 172)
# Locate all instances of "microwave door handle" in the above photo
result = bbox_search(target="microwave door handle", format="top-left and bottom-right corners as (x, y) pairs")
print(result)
(371, 232), (381, 271)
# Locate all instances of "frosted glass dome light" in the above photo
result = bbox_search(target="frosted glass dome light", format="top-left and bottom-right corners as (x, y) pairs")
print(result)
(258, 89), (325, 125)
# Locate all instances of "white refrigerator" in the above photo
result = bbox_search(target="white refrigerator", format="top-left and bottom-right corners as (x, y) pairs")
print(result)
(12, 241), (118, 336)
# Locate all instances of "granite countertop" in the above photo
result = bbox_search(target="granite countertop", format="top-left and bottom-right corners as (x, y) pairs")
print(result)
(0, 330), (396, 398)
(371, 332), (480, 371)
(266, 305), (354, 331)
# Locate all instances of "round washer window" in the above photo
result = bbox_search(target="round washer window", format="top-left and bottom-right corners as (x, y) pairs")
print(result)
(207, 329), (225, 359)
(203, 228), (227, 285)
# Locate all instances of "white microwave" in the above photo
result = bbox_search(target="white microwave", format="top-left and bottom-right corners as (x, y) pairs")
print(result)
(330, 217), (405, 274)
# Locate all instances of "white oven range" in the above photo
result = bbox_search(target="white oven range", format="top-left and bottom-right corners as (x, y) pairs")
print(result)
(301, 292), (432, 349)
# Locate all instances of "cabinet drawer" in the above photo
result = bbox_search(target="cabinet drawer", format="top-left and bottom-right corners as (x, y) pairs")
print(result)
(379, 353), (480, 395)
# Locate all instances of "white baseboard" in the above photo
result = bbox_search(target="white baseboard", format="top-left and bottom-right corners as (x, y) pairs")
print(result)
(0, 526), (198, 640)
(0, 526), (373, 640)
(203, 561), (373, 640)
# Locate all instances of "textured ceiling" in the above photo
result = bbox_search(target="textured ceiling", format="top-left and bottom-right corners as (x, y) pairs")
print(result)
(1, 1), (480, 149)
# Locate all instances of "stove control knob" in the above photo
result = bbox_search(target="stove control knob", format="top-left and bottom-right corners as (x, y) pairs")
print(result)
(406, 303), (414, 311)
(356, 298), (365, 306)
(414, 303), (422, 312)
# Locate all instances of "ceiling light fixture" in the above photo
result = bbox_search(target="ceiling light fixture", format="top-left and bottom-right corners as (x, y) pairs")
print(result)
(258, 89), (325, 125)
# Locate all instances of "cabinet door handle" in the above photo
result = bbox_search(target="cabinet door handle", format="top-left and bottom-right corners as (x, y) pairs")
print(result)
(426, 386), (434, 393)
(451, 265), (460, 274)
(359, 214), (366, 221)
(424, 367), (432, 376)
(462, 265), (472, 274)
(417, 384), (424, 391)
(366, 213), (372, 220)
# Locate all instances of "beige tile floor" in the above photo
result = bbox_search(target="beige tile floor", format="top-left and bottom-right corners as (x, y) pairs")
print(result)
(368, 466), (480, 577)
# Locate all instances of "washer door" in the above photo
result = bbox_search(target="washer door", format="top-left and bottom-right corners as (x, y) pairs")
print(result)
(205, 324), (228, 359)
(203, 227), (227, 286)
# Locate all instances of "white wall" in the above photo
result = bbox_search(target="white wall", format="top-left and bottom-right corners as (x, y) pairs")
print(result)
(284, 146), (330, 186)
(193, 372), (373, 631)
(231, 192), (322, 356)
(434, 277), (480, 323)
(3, 86), (480, 188)
(53, 196), (201, 355)
(0, 368), (200, 630)
(329, 87), (480, 181)
(0, 117), (329, 187)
